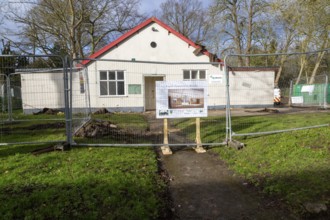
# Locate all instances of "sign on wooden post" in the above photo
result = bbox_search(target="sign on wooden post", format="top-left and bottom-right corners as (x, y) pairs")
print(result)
(156, 81), (208, 154)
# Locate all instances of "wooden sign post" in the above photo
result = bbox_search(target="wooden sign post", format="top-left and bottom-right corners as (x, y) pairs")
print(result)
(161, 118), (173, 155)
(194, 117), (206, 153)
(160, 118), (206, 155)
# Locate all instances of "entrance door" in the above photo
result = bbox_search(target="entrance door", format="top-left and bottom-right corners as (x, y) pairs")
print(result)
(145, 76), (163, 110)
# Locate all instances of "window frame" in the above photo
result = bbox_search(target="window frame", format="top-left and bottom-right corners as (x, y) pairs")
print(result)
(99, 70), (126, 96)
(183, 69), (207, 80)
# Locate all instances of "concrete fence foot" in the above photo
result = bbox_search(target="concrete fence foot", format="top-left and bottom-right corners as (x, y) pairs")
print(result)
(193, 145), (206, 153)
(228, 140), (245, 150)
(161, 146), (173, 155)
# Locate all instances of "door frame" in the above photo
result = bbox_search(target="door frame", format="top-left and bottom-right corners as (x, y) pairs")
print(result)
(143, 75), (165, 111)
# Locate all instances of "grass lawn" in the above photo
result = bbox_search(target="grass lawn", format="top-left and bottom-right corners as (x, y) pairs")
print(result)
(0, 145), (167, 219)
(0, 112), (167, 219)
(214, 127), (330, 216)
(1, 111), (329, 218)
(0, 112), (149, 144)
(0, 112), (67, 143)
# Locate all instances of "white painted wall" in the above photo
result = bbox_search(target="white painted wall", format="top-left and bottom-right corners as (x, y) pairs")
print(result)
(99, 23), (211, 63)
(84, 61), (224, 111)
(21, 72), (65, 112)
(20, 66), (274, 112)
(229, 71), (275, 106)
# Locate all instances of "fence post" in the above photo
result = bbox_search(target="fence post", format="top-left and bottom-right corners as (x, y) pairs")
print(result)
(324, 75), (328, 109)
(224, 55), (232, 142)
(6, 75), (12, 122)
(64, 56), (72, 147)
(1, 77), (4, 113)
(289, 80), (293, 107)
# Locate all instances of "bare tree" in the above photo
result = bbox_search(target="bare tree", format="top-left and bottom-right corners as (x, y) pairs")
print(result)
(210, 0), (269, 66)
(160, 0), (211, 44)
(9, 0), (145, 59)
(266, 0), (301, 85)
(272, 0), (330, 84)
(299, 0), (330, 84)
(0, 1), (9, 35)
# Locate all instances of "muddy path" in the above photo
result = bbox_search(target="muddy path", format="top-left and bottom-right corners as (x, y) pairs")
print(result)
(160, 150), (297, 220)
(145, 112), (298, 219)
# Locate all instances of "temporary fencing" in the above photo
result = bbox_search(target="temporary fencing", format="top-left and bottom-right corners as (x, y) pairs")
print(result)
(224, 49), (330, 140)
(70, 58), (226, 147)
(0, 50), (329, 147)
(0, 55), (69, 145)
(290, 74), (329, 109)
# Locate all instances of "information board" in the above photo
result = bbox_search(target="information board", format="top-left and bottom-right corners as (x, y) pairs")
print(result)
(156, 81), (208, 118)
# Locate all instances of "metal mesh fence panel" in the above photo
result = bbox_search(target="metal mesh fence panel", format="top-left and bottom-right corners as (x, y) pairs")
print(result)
(225, 49), (330, 139)
(0, 55), (68, 145)
(70, 67), (91, 138)
(290, 74), (329, 108)
(71, 58), (226, 147)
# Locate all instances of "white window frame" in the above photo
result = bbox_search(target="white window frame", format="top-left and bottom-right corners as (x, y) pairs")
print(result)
(99, 70), (126, 96)
(183, 70), (207, 80)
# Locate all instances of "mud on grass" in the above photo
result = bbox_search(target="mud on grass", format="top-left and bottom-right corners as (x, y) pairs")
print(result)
(74, 118), (163, 144)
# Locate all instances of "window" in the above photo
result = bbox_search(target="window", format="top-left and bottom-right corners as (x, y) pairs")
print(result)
(99, 70), (125, 96)
(183, 70), (206, 80)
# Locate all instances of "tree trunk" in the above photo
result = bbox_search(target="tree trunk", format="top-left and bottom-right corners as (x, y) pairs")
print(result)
(232, 1), (244, 66)
(308, 37), (329, 84)
(274, 30), (294, 86)
(275, 57), (286, 86)
(308, 50), (326, 84)
(295, 55), (307, 84)
(245, 0), (254, 67)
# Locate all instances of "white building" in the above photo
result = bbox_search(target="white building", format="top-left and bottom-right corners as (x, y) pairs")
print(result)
(21, 17), (275, 114)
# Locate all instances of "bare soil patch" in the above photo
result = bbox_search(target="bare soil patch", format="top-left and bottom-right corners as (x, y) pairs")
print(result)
(27, 122), (65, 130)
(74, 119), (162, 143)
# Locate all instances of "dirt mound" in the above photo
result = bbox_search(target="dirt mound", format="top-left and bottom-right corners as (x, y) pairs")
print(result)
(74, 119), (162, 143)
(92, 108), (112, 115)
(74, 120), (118, 138)
(33, 108), (63, 115)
